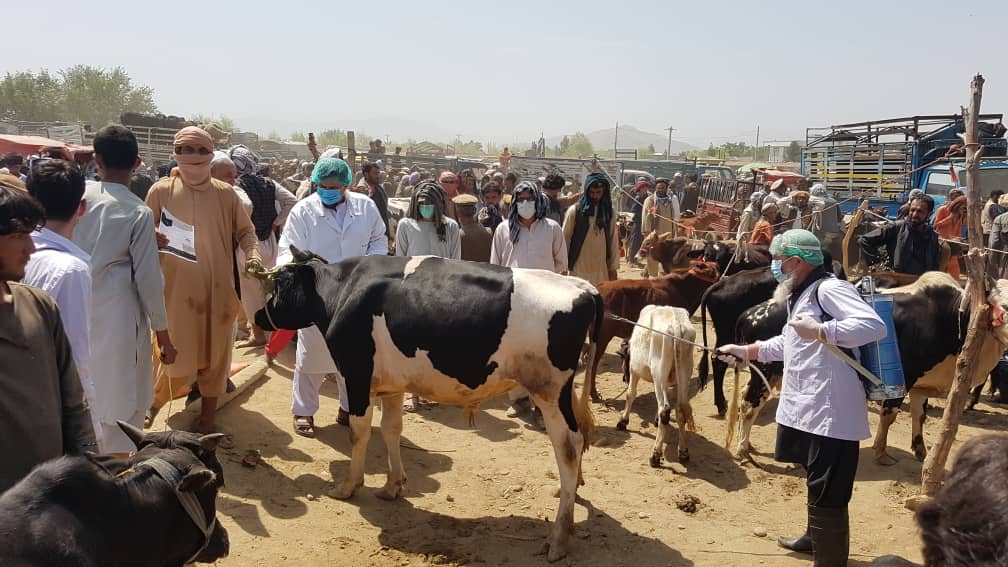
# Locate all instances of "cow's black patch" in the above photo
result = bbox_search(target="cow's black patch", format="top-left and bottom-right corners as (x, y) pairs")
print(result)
(381, 257), (513, 390)
(547, 290), (596, 371)
(559, 375), (577, 432)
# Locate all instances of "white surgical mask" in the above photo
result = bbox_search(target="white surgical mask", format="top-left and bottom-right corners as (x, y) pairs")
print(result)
(517, 201), (536, 219)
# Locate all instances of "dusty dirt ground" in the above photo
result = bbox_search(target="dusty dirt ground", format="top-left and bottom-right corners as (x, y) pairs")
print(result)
(154, 260), (1008, 567)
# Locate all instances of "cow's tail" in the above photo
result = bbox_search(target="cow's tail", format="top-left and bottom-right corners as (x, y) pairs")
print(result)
(576, 292), (604, 453)
(697, 287), (713, 390)
(725, 364), (742, 450)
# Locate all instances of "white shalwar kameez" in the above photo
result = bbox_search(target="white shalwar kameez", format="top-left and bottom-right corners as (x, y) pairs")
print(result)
(72, 181), (169, 453)
(277, 191), (388, 415)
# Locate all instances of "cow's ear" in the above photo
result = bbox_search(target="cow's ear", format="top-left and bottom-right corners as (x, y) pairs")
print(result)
(178, 467), (217, 492)
(117, 420), (146, 449)
(196, 432), (227, 452)
(290, 245), (310, 263)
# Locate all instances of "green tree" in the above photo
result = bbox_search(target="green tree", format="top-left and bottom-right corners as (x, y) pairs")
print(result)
(0, 70), (62, 122)
(559, 132), (593, 158)
(58, 66), (156, 127)
(786, 140), (802, 162)
(290, 131), (306, 142)
(265, 130), (281, 141)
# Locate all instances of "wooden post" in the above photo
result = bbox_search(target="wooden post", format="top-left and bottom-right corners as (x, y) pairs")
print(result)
(917, 74), (989, 499)
(842, 200), (868, 278)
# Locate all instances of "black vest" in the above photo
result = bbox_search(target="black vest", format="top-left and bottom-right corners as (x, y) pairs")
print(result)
(237, 174), (278, 241)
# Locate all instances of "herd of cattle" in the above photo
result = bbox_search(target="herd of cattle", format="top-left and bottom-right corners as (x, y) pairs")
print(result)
(4, 228), (1008, 564)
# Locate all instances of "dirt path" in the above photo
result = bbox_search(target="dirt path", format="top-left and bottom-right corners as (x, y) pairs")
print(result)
(157, 261), (1008, 566)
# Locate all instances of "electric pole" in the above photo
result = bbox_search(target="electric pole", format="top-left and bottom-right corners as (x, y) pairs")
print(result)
(665, 126), (676, 160)
(753, 125), (760, 161)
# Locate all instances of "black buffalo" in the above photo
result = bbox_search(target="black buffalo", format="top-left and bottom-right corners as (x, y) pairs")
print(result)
(0, 422), (229, 566)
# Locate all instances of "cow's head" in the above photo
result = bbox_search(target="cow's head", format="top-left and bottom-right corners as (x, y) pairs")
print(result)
(250, 245), (328, 332)
(638, 232), (691, 269)
(117, 423), (230, 564)
(117, 421), (226, 488)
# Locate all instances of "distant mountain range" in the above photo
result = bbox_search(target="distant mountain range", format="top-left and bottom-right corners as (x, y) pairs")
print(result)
(545, 125), (696, 155)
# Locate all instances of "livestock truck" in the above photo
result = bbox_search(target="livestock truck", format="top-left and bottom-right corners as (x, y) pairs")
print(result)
(801, 114), (1008, 217)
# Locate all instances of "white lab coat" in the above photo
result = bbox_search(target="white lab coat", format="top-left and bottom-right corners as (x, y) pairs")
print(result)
(72, 181), (168, 435)
(277, 191), (388, 376)
(757, 277), (886, 441)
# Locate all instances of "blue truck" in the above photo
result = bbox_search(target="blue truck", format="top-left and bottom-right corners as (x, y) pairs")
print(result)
(801, 114), (1008, 217)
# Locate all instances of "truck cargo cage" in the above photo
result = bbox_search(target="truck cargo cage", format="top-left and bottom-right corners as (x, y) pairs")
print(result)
(697, 177), (760, 238)
(802, 114), (1006, 200)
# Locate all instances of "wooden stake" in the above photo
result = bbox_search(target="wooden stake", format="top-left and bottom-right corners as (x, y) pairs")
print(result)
(842, 200), (868, 278)
(918, 74), (989, 498)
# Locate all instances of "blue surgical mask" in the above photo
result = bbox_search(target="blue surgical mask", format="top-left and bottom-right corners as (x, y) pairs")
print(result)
(419, 204), (436, 219)
(770, 259), (786, 282)
(316, 186), (342, 205)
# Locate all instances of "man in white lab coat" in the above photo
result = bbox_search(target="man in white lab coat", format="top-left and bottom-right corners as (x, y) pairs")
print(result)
(72, 125), (177, 454)
(277, 157), (387, 437)
(718, 229), (886, 567)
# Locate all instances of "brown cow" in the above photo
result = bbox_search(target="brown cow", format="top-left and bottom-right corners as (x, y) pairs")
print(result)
(678, 210), (720, 235)
(635, 233), (692, 273)
(588, 262), (720, 401)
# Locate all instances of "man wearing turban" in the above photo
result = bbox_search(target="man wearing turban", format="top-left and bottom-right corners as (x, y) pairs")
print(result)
(562, 171), (619, 284)
(146, 126), (263, 437)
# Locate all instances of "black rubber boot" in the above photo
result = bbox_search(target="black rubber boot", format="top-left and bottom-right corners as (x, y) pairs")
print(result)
(809, 505), (849, 567)
(778, 531), (813, 554)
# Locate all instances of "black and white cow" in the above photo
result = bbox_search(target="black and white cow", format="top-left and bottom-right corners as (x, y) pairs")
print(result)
(253, 248), (601, 562)
(726, 272), (1008, 465)
(0, 422), (229, 567)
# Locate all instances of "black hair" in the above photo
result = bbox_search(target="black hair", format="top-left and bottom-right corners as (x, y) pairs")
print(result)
(362, 162), (378, 175)
(991, 190), (1004, 200)
(910, 194), (935, 214)
(916, 434), (1008, 566)
(93, 124), (139, 170)
(1, 152), (23, 167)
(157, 162), (174, 178)
(129, 172), (155, 201)
(504, 172), (519, 184)
(26, 159), (85, 222)
(0, 185), (45, 235)
(543, 173), (565, 190)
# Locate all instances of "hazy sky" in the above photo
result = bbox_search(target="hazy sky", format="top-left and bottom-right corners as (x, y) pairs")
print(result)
(7, 0), (1008, 147)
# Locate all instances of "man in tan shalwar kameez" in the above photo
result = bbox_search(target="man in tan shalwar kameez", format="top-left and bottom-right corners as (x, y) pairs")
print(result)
(563, 171), (619, 285)
(146, 127), (262, 435)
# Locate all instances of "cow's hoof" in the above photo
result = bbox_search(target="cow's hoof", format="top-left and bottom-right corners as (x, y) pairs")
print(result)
(875, 452), (898, 467)
(615, 419), (628, 431)
(590, 391), (602, 403)
(649, 454), (662, 468)
(678, 449), (690, 463)
(327, 480), (362, 500)
(376, 480), (405, 501)
(913, 447), (927, 462)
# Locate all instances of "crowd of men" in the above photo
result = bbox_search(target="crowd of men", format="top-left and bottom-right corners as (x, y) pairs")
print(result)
(0, 122), (646, 488)
(4, 122), (1008, 567)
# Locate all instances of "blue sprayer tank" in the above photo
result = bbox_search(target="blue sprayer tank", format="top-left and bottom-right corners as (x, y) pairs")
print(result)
(858, 276), (906, 401)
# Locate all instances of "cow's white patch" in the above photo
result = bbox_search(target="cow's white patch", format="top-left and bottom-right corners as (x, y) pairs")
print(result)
(402, 255), (432, 280)
(368, 268), (589, 406)
(880, 271), (958, 295)
(911, 332), (1003, 397)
